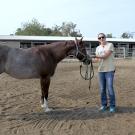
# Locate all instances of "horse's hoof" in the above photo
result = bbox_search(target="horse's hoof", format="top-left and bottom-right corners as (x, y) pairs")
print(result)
(45, 108), (53, 112)
(41, 104), (45, 108)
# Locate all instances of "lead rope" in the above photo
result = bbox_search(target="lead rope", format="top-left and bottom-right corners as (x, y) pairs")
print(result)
(80, 57), (94, 91)
(79, 57), (100, 108)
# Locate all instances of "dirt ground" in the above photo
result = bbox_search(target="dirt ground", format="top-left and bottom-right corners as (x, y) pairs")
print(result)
(0, 59), (135, 135)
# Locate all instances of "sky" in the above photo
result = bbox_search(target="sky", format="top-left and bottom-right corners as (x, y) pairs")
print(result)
(0, 0), (135, 38)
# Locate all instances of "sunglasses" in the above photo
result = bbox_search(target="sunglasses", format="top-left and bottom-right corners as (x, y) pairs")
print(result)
(98, 36), (105, 40)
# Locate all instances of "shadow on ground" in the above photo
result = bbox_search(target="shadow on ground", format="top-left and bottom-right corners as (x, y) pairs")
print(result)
(2, 106), (135, 121)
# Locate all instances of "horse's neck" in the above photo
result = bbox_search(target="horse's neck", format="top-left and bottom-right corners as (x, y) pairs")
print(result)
(55, 42), (75, 62)
(48, 42), (73, 62)
(39, 42), (75, 63)
(64, 41), (76, 57)
(52, 43), (68, 62)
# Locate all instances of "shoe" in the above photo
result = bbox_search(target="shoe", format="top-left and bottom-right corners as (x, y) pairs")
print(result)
(99, 106), (107, 112)
(110, 107), (116, 113)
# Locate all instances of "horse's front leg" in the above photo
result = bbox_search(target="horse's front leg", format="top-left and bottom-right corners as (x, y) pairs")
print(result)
(40, 76), (52, 112)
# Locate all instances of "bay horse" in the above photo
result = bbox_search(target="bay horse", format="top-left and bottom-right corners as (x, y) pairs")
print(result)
(0, 37), (88, 112)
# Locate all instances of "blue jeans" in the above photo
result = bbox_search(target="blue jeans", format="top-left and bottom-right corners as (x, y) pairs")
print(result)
(98, 71), (116, 107)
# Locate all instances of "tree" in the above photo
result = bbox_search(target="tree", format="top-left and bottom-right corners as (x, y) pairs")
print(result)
(121, 32), (133, 38)
(106, 33), (113, 38)
(15, 18), (49, 36)
(15, 19), (82, 37)
(51, 25), (62, 36)
(60, 22), (82, 37)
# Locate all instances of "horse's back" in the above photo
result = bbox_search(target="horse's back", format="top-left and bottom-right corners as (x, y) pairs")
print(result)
(5, 48), (43, 79)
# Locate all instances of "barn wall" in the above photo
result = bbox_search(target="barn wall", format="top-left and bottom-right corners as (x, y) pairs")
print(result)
(0, 41), (20, 48)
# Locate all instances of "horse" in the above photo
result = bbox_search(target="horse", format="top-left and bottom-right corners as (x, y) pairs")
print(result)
(0, 37), (88, 112)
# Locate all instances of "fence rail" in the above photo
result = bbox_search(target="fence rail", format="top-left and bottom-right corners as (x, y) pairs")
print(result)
(86, 47), (135, 59)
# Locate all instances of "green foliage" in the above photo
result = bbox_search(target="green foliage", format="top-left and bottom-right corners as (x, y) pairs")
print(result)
(51, 25), (62, 36)
(60, 22), (82, 37)
(106, 33), (113, 38)
(15, 19), (48, 36)
(15, 19), (82, 37)
(121, 32), (133, 38)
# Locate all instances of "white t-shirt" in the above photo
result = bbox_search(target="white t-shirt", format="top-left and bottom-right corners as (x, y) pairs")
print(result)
(95, 42), (115, 72)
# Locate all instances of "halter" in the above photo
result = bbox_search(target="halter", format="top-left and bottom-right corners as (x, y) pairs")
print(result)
(74, 40), (87, 63)
(74, 39), (94, 90)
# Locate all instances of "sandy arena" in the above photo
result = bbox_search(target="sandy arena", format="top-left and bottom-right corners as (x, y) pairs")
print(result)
(0, 59), (135, 135)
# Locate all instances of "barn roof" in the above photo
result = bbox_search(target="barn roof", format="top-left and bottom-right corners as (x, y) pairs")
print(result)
(0, 35), (135, 43)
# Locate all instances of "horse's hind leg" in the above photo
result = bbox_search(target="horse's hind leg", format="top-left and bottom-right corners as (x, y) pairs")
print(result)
(40, 76), (52, 112)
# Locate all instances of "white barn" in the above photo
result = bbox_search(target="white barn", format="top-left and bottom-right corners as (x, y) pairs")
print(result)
(0, 35), (135, 58)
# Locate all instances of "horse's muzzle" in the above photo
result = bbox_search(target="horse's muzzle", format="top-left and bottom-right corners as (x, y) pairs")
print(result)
(82, 56), (92, 65)
(83, 59), (91, 65)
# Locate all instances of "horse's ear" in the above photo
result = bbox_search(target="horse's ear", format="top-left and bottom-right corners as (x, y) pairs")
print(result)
(79, 37), (83, 45)
(80, 37), (83, 41)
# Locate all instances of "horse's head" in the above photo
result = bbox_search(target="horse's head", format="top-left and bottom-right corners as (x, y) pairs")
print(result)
(75, 37), (87, 61)
(67, 37), (90, 64)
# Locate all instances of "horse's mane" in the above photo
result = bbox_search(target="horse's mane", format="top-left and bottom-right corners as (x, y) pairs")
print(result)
(36, 41), (67, 50)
